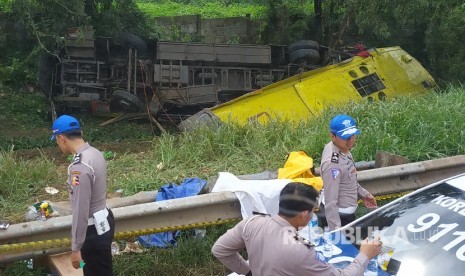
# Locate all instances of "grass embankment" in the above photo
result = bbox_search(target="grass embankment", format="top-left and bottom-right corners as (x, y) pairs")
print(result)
(136, 0), (315, 19)
(0, 89), (154, 151)
(136, 0), (267, 19)
(2, 85), (465, 275)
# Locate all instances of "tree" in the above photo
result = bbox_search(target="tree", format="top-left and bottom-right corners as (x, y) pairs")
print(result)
(84, 0), (152, 37)
(425, 2), (465, 82)
(320, 0), (465, 83)
(0, 0), (152, 85)
(260, 0), (314, 45)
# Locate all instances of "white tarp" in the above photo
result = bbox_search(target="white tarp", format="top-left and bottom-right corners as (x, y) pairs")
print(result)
(211, 172), (290, 219)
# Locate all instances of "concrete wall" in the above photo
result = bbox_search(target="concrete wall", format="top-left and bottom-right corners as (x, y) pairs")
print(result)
(153, 15), (261, 44)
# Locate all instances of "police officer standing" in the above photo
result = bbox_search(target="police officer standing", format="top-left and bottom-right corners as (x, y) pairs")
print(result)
(212, 182), (382, 275)
(51, 115), (114, 275)
(320, 114), (377, 231)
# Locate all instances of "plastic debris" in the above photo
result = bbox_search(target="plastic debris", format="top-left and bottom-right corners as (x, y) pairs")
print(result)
(39, 202), (52, 220)
(0, 220), (9, 230)
(194, 229), (207, 239)
(121, 241), (145, 254)
(24, 206), (39, 221)
(156, 162), (164, 171)
(24, 201), (54, 221)
(26, 259), (33, 269)
(45, 187), (59, 195)
(103, 151), (114, 160)
(111, 241), (120, 255)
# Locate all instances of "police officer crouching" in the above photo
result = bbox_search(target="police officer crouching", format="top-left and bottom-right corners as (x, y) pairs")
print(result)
(51, 115), (114, 275)
(212, 182), (382, 275)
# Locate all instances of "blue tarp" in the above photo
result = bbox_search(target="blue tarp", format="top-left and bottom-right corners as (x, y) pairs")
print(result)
(138, 178), (207, 248)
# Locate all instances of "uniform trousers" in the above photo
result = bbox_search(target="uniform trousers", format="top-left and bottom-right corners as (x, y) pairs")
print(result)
(81, 209), (115, 276)
(316, 204), (356, 228)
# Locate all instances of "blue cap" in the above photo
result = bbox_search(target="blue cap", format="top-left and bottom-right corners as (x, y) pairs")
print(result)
(330, 114), (360, 140)
(51, 115), (81, 141)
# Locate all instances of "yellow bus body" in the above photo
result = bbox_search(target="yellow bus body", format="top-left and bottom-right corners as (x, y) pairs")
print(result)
(211, 47), (436, 124)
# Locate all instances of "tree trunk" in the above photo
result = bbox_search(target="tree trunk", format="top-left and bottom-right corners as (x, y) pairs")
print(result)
(313, 0), (323, 41)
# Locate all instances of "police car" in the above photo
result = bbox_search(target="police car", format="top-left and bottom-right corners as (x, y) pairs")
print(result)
(337, 173), (465, 275)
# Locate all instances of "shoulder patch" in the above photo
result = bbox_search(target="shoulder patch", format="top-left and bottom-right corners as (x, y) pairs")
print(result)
(315, 251), (327, 263)
(331, 168), (341, 180)
(72, 175), (80, 186)
(331, 152), (339, 163)
(72, 153), (81, 164)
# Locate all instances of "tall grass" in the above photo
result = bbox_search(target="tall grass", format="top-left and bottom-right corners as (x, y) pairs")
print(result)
(0, 149), (63, 222)
(110, 86), (465, 196)
(112, 224), (233, 276)
(350, 86), (465, 161)
(2, 85), (465, 274)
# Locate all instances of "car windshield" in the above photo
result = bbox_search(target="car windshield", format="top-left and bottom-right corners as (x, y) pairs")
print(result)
(351, 182), (465, 275)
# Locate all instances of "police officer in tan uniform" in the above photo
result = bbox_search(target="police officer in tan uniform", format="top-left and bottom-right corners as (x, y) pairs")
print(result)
(212, 182), (382, 275)
(320, 114), (377, 231)
(51, 115), (114, 275)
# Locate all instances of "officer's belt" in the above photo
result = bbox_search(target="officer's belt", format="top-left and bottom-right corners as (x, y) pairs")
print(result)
(88, 208), (109, 226)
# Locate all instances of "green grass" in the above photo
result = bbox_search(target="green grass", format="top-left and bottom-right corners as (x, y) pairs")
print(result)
(113, 224), (233, 276)
(0, 262), (45, 276)
(136, 0), (317, 20)
(0, 0), (12, 12)
(0, 149), (63, 222)
(110, 85), (465, 196)
(137, 1), (266, 19)
(4, 85), (465, 222)
(3, 85), (465, 274)
(0, 87), (156, 151)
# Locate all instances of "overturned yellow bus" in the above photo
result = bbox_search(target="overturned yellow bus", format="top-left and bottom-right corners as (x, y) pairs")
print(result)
(179, 46), (436, 130)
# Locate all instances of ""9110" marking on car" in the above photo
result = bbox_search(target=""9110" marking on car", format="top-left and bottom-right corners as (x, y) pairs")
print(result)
(407, 212), (465, 261)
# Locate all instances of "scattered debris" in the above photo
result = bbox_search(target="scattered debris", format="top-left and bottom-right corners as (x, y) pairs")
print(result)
(156, 162), (164, 171)
(103, 151), (115, 160)
(24, 206), (39, 221)
(24, 201), (54, 221)
(45, 186), (59, 195)
(111, 241), (120, 255)
(194, 229), (207, 239)
(121, 241), (145, 254)
(26, 258), (33, 269)
(111, 241), (147, 255)
(0, 220), (9, 230)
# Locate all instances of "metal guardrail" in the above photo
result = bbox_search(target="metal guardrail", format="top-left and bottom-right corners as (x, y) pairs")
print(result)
(357, 154), (465, 194)
(1, 154), (465, 263)
(0, 192), (240, 244)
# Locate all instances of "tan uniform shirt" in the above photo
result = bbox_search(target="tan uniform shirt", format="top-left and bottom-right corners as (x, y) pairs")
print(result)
(212, 214), (369, 276)
(67, 143), (107, 251)
(321, 142), (369, 230)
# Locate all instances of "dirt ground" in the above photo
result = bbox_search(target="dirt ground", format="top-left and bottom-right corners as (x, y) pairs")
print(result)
(0, 89), (157, 162)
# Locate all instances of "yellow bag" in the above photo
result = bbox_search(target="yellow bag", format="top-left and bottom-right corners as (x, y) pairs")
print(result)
(278, 151), (323, 192)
